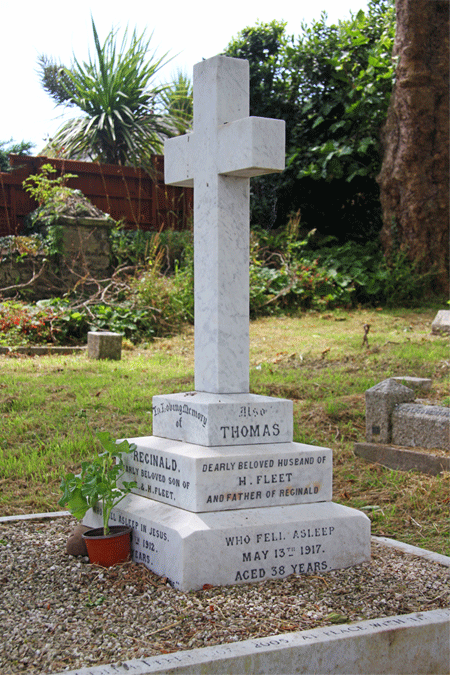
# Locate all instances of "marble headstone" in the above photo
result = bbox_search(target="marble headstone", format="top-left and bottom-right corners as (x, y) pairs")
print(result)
(84, 55), (371, 590)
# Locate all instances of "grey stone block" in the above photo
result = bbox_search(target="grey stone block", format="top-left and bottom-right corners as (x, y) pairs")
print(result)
(392, 404), (450, 450)
(391, 376), (432, 392)
(88, 332), (122, 360)
(365, 379), (415, 444)
(431, 310), (450, 335)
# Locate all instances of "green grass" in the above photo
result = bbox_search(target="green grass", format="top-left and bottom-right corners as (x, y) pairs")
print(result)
(0, 308), (448, 554)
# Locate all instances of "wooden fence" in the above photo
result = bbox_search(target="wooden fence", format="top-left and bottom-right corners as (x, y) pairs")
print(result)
(0, 154), (193, 237)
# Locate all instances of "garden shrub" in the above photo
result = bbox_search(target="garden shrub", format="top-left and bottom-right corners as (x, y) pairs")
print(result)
(249, 228), (355, 316)
(314, 240), (437, 307)
(110, 226), (193, 272)
(131, 239), (194, 333)
(0, 301), (58, 346)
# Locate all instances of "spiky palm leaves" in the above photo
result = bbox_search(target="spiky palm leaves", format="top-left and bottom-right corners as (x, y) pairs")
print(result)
(39, 20), (180, 170)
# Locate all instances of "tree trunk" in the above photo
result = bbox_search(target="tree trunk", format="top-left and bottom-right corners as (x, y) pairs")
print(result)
(377, 0), (449, 294)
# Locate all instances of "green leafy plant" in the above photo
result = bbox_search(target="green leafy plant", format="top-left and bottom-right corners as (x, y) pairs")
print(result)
(0, 301), (59, 346)
(160, 69), (193, 134)
(225, 1), (396, 239)
(58, 424), (137, 535)
(23, 163), (77, 206)
(38, 19), (176, 170)
(22, 164), (79, 254)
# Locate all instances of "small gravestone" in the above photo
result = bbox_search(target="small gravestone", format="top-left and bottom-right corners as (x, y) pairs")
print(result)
(356, 378), (450, 474)
(365, 379), (415, 444)
(88, 332), (122, 360)
(392, 403), (450, 450)
(83, 56), (370, 590)
(431, 310), (450, 335)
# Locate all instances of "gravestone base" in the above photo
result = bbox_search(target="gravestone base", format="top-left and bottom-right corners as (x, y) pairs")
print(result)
(120, 435), (333, 511)
(83, 497), (371, 591)
(152, 391), (293, 446)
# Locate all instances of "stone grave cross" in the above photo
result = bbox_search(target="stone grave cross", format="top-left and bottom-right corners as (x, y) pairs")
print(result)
(164, 55), (285, 395)
(85, 60), (370, 591)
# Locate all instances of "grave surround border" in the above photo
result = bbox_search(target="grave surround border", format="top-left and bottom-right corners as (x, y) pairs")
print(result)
(2, 514), (448, 675)
(53, 609), (450, 675)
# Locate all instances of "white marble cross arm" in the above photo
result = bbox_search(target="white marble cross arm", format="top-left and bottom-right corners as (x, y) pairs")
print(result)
(165, 118), (285, 185)
(164, 134), (194, 188)
(218, 117), (285, 177)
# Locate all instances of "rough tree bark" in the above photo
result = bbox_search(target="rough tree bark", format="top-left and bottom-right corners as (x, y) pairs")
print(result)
(377, 0), (449, 294)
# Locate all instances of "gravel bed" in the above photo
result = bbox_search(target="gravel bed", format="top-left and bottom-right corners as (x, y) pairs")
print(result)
(0, 516), (449, 674)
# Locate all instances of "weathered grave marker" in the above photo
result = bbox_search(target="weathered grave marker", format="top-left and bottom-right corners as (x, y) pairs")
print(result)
(355, 377), (450, 474)
(431, 309), (450, 335)
(83, 55), (370, 590)
(87, 331), (122, 360)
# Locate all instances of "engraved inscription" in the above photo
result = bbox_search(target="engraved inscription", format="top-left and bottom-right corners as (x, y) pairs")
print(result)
(225, 526), (336, 582)
(220, 423), (280, 440)
(238, 405), (268, 417)
(153, 402), (208, 427)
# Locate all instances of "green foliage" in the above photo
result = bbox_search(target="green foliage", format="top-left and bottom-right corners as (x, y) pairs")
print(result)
(110, 226), (193, 272)
(0, 298), (158, 346)
(249, 227), (355, 316)
(225, 21), (294, 228)
(38, 19), (176, 170)
(23, 163), (77, 206)
(161, 70), (193, 134)
(22, 164), (93, 257)
(225, 1), (396, 240)
(288, 1), (395, 185)
(132, 240), (194, 332)
(0, 301), (57, 346)
(37, 54), (78, 107)
(225, 20), (290, 123)
(0, 139), (34, 172)
(315, 240), (438, 307)
(58, 420), (137, 535)
(38, 298), (158, 344)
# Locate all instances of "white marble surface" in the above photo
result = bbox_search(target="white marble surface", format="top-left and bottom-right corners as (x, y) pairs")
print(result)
(55, 609), (450, 674)
(119, 435), (332, 512)
(152, 391), (293, 446)
(83, 498), (371, 591)
(164, 55), (285, 394)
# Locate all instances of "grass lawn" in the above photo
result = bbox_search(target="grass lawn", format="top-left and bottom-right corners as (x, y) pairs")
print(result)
(1, 307), (448, 555)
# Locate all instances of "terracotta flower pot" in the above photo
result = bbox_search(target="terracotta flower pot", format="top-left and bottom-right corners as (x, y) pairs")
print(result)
(82, 525), (132, 567)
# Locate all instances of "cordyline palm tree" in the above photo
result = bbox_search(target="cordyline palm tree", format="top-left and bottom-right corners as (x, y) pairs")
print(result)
(38, 19), (183, 171)
(160, 70), (193, 135)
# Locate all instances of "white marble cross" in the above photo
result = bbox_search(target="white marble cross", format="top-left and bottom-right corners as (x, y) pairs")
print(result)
(164, 55), (285, 394)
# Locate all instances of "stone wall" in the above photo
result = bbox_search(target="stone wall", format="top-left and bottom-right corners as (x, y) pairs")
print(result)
(0, 218), (113, 300)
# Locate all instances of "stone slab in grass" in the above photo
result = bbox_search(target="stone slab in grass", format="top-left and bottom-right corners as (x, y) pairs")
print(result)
(354, 441), (450, 475)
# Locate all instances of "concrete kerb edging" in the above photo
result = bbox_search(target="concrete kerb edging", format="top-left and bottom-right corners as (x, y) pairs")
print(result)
(2, 512), (450, 675)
